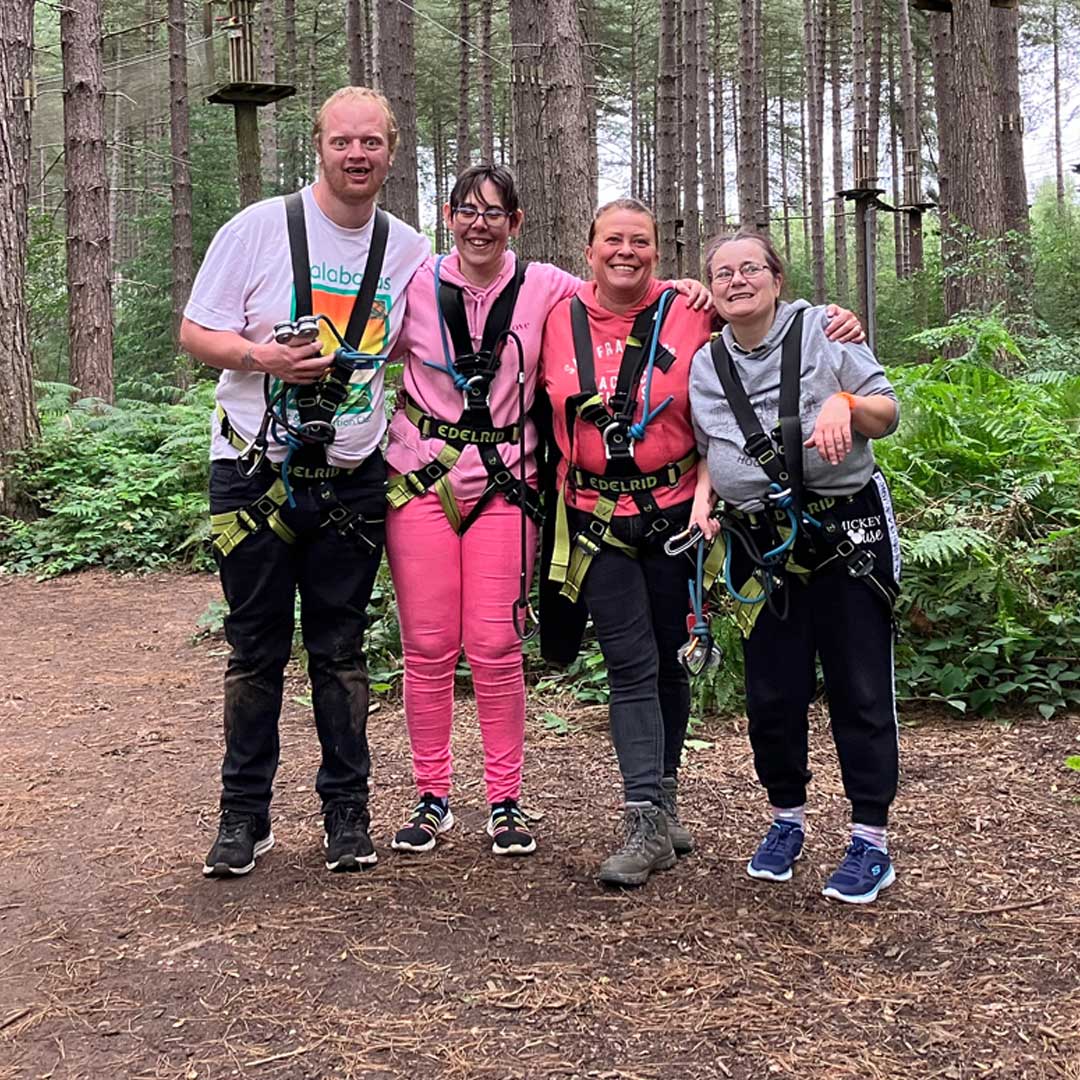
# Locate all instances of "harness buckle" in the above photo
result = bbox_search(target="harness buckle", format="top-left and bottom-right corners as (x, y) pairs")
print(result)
(422, 461), (447, 482)
(743, 431), (776, 467)
(586, 519), (608, 540)
(491, 470), (514, 488)
(846, 548), (875, 578)
(647, 516), (670, 537)
(603, 424), (635, 460)
(295, 419), (336, 445)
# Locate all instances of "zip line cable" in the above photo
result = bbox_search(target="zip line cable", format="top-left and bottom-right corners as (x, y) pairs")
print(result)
(392, 0), (511, 71)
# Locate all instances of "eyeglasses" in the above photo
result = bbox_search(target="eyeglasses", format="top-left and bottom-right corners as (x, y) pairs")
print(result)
(712, 261), (770, 284)
(452, 205), (510, 225)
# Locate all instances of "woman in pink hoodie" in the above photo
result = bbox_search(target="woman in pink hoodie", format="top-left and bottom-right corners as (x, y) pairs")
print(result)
(384, 167), (711, 858)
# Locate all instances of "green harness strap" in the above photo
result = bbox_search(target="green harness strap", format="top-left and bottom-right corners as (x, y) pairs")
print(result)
(210, 477), (296, 556)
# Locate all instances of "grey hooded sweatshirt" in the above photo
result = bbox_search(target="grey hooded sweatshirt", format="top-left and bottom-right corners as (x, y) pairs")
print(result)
(689, 300), (898, 512)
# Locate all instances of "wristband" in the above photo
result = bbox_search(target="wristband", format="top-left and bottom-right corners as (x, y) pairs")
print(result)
(836, 391), (857, 411)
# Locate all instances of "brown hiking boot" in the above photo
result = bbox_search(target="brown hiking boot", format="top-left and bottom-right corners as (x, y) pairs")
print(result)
(659, 775), (694, 855)
(597, 801), (676, 886)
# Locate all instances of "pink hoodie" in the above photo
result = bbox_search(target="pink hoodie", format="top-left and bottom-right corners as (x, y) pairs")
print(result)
(386, 251), (580, 502)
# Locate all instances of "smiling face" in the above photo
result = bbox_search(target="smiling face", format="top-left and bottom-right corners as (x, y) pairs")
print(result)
(707, 237), (783, 325)
(585, 208), (659, 305)
(315, 99), (394, 211)
(443, 178), (523, 285)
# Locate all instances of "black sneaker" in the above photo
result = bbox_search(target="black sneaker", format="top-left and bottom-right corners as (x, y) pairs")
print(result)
(486, 798), (537, 855)
(202, 810), (274, 878)
(391, 793), (454, 853)
(323, 802), (377, 872)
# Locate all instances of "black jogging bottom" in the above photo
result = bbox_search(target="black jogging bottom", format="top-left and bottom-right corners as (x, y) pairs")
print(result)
(738, 474), (900, 827)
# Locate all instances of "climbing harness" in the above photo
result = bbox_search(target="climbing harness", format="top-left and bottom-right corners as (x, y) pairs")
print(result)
(681, 310), (898, 629)
(676, 535), (724, 677)
(386, 255), (540, 637)
(210, 192), (389, 557)
(549, 289), (698, 603)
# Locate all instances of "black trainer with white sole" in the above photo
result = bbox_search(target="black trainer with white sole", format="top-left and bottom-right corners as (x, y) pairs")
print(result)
(323, 801), (377, 872)
(486, 798), (537, 855)
(203, 810), (274, 878)
(391, 793), (454, 853)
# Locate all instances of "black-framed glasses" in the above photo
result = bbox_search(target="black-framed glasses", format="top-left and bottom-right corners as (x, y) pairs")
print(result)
(713, 261), (770, 284)
(452, 205), (510, 225)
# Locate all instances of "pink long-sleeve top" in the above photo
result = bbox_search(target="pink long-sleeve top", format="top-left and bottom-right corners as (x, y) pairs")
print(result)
(386, 250), (580, 503)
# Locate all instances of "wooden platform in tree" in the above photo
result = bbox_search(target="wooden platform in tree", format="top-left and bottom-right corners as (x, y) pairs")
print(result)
(207, 82), (296, 107)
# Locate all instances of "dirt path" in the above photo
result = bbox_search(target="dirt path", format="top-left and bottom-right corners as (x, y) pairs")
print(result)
(1, 571), (1078, 1080)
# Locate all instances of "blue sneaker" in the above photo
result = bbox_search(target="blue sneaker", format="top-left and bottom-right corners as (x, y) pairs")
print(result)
(822, 837), (896, 904)
(746, 820), (805, 882)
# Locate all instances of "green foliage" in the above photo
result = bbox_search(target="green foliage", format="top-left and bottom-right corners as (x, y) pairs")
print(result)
(1031, 183), (1080, 337)
(0, 383), (215, 577)
(877, 318), (1080, 718)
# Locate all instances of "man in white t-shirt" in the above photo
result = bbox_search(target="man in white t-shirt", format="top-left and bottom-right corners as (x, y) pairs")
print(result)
(181, 87), (429, 879)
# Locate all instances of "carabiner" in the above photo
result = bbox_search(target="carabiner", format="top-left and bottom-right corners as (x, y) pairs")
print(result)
(664, 525), (704, 557)
(512, 599), (539, 642)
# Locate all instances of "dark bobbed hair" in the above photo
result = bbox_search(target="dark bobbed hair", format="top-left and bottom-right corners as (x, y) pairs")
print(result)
(588, 197), (659, 246)
(448, 164), (521, 216)
(703, 228), (786, 293)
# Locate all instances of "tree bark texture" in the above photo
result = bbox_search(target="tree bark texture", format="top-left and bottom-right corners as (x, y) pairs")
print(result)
(937, 0), (1007, 316)
(510, 0), (547, 262)
(696, 0), (715, 238)
(897, 0), (922, 276)
(478, 0), (494, 162)
(457, 0), (471, 173)
(737, 0), (764, 229)
(259, 0), (278, 193)
(993, 4), (1027, 240)
(681, 0), (701, 276)
(281, 0), (301, 189)
(169, 0), (194, 352)
(61, 0), (114, 403)
(0, 0), (40, 515)
(804, 0), (826, 302)
(657, 0), (680, 275)
(377, 0), (419, 227)
(828, 0), (848, 303)
(347, 0), (366, 86)
(1052, 0), (1064, 209)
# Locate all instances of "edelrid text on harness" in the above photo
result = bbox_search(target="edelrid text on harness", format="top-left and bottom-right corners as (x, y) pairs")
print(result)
(698, 310), (898, 629)
(210, 192), (389, 558)
(548, 289), (697, 603)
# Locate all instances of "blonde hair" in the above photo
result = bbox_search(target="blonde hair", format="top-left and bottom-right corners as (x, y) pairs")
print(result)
(313, 86), (399, 155)
(588, 197), (658, 245)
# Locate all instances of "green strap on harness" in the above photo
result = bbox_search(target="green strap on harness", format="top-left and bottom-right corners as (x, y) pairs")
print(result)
(210, 478), (296, 556)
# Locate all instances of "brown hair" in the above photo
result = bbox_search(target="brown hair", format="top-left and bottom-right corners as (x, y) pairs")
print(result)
(588, 197), (659, 246)
(313, 86), (399, 155)
(703, 228), (785, 287)
(449, 164), (522, 216)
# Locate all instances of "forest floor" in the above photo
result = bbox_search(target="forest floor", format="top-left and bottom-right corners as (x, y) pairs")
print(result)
(1, 571), (1079, 1080)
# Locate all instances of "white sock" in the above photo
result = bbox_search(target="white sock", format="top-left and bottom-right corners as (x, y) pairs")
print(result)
(771, 804), (805, 829)
(852, 822), (888, 852)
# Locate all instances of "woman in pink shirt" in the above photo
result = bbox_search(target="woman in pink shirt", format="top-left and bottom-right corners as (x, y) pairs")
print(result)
(384, 167), (710, 857)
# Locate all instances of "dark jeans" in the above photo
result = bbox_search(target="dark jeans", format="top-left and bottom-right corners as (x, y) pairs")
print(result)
(737, 475), (900, 827)
(573, 501), (693, 806)
(209, 453), (386, 817)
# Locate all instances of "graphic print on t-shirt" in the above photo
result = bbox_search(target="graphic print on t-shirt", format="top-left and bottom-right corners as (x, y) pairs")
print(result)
(279, 278), (393, 427)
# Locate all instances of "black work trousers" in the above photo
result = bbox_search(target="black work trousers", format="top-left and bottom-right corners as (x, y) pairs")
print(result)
(573, 501), (693, 806)
(737, 475), (900, 827)
(209, 453), (386, 817)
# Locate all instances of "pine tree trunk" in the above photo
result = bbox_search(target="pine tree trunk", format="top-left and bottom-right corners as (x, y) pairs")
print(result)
(696, 0), (714, 239)
(657, 0), (680, 275)
(259, 0), (278, 194)
(805, 0), (826, 302)
(347, 0), (366, 85)
(434, 108), (446, 251)
(993, 4), (1026, 238)
(478, 0), (494, 161)
(851, 0), (869, 324)
(756, 0), (768, 227)
(936, 0), (1007, 316)
(168, 0), (193, 353)
(61, 0), (114, 403)
(377, 1), (419, 226)
(545, 0), (592, 276)
(800, 90), (810, 258)
(714, 67), (727, 229)
(0, 0), (40, 515)
(281, 0), (300, 189)
(829, 0), (849, 302)
(510, 1), (547, 261)
(866, 0), (882, 284)
(305, 8), (320, 185)
(898, 0), (922, 276)
(581, 0), (599, 209)
(889, 30), (904, 279)
(456, 0), (470, 173)
(737, 0), (764, 228)
(779, 75), (791, 265)
(630, 0), (640, 199)
(681, 0), (700, 276)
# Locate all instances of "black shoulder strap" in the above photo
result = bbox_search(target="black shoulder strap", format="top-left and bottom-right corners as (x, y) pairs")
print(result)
(569, 295), (663, 409)
(709, 309), (805, 494)
(343, 208), (390, 349)
(284, 193), (390, 349)
(438, 260), (529, 362)
(285, 192), (312, 318)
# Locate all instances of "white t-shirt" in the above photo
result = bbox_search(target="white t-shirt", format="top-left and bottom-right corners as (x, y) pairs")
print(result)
(185, 185), (430, 467)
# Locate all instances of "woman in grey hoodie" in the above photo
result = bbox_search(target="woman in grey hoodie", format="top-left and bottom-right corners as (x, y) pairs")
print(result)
(688, 230), (901, 905)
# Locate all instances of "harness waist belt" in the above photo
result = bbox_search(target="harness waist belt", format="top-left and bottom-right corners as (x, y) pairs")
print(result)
(569, 452), (695, 495)
(404, 397), (519, 445)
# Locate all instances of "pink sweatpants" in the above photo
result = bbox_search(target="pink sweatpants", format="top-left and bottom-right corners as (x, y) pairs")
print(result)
(386, 491), (538, 804)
